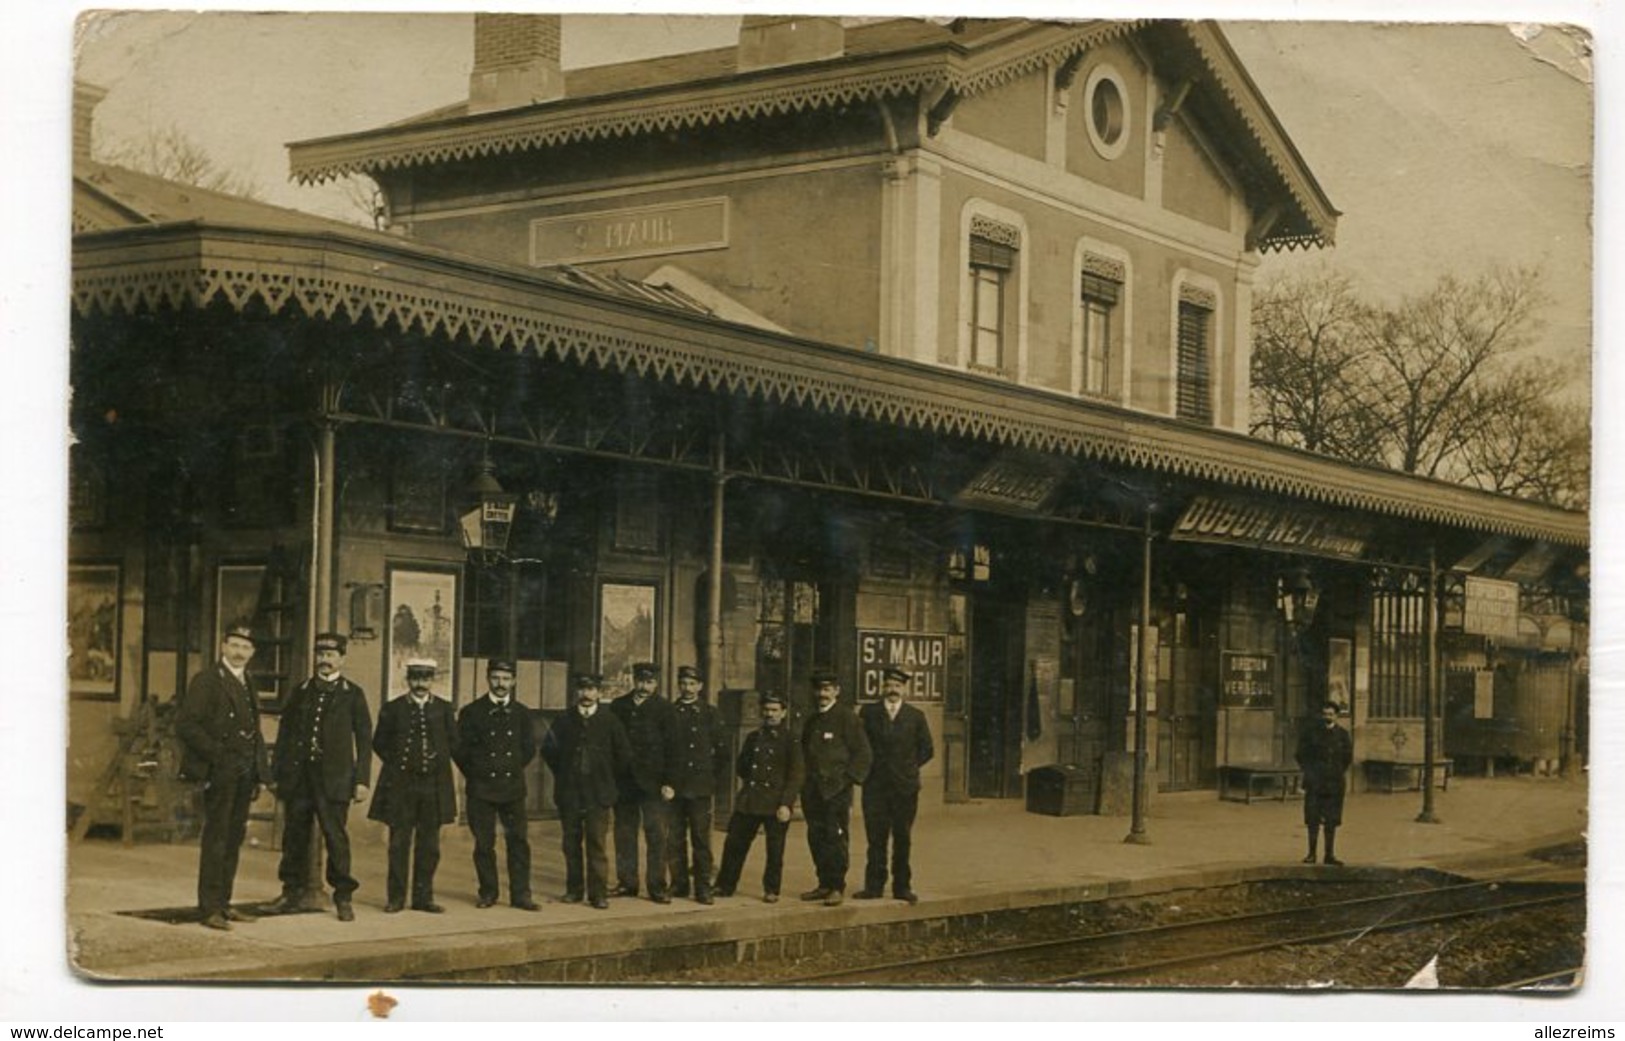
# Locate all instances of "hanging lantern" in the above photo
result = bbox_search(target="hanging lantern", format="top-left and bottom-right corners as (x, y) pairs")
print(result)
(459, 452), (518, 564)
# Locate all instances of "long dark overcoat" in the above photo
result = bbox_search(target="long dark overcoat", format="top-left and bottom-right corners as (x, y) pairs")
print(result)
(176, 662), (269, 784)
(455, 694), (538, 804)
(859, 701), (935, 795)
(368, 694), (457, 826)
(733, 722), (804, 816)
(802, 703), (873, 800)
(608, 693), (677, 798)
(542, 708), (632, 812)
(272, 676), (373, 801)
(668, 698), (731, 798)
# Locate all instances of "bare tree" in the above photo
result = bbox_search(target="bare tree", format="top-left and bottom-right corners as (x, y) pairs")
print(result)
(100, 121), (264, 199)
(1250, 266), (1384, 463)
(1251, 264), (1584, 509)
(335, 173), (388, 231)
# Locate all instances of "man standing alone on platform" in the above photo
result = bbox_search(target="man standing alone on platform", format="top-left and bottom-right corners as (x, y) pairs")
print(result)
(542, 673), (632, 909)
(800, 670), (872, 906)
(268, 632), (372, 922)
(666, 664), (730, 904)
(456, 658), (540, 911)
(1296, 700), (1354, 866)
(714, 690), (803, 903)
(611, 662), (677, 903)
(369, 659), (457, 913)
(176, 619), (270, 931)
(855, 665), (934, 904)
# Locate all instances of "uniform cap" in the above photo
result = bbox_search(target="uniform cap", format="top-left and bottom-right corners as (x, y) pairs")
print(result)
(758, 690), (787, 708)
(573, 672), (603, 690)
(881, 665), (913, 684)
(223, 619), (257, 644)
(631, 662), (659, 681)
(809, 669), (838, 687)
(405, 657), (438, 675)
(487, 658), (517, 676)
(314, 632), (347, 655)
(676, 664), (702, 682)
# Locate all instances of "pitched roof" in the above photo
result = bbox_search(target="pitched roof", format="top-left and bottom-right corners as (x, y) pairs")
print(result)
(72, 158), (364, 236)
(287, 17), (1336, 250)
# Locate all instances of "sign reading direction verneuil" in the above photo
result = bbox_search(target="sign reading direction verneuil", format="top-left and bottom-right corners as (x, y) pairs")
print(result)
(530, 197), (730, 266)
(857, 630), (946, 701)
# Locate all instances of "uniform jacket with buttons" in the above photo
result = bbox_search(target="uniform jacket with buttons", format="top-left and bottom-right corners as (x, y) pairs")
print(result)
(368, 694), (457, 826)
(608, 693), (678, 798)
(668, 697), (731, 798)
(455, 693), (538, 804)
(176, 662), (269, 785)
(801, 702), (873, 800)
(733, 721), (804, 816)
(272, 675), (373, 802)
(541, 707), (632, 813)
(859, 700), (935, 795)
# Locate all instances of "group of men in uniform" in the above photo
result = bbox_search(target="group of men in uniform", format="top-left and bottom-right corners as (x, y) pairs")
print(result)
(175, 621), (937, 928)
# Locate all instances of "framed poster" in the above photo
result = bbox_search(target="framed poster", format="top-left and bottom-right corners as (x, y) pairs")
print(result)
(386, 565), (459, 701)
(68, 564), (120, 700)
(598, 580), (658, 698)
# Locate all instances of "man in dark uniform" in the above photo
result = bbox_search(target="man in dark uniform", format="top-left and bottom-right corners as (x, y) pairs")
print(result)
(176, 619), (270, 931)
(714, 690), (804, 903)
(268, 631), (373, 922)
(541, 673), (631, 909)
(368, 658), (457, 913)
(800, 669), (872, 906)
(1296, 700), (1354, 866)
(665, 664), (730, 904)
(609, 661), (677, 903)
(455, 658), (539, 911)
(855, 665), (935, 904)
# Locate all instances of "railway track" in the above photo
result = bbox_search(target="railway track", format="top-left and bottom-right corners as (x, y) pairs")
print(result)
(786, 880), (1583, 986)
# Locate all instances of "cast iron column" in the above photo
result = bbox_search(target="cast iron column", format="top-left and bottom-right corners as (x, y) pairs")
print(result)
(706, 435), (727, 696)
(1418, 545), (1441, 824)
(1125, 512), (1153, 845)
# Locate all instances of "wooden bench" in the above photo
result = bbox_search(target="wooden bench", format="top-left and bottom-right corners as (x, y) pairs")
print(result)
(1219, 765), (1303, 804)
(1363, 758), (1454, 793)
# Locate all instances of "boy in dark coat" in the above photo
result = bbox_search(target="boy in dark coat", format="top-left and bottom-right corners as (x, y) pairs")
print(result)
(455, 658), (539, 911)
(542, 673), (632, 909)
(714, 690), (804, 903)
(1296, 700), (1354, 865)
(369, 659), (457, 912)
(855, 665), (935, 904)
(665, 664), (731, 904)
(269, 631), (372, 921)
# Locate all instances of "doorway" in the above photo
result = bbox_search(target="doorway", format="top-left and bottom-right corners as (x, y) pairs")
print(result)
(969, 594), (1024, 798)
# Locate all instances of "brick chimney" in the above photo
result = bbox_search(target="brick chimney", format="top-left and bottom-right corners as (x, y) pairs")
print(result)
(74, 81), (107, 167)
(468, 13), (564, 115)
(737, 16), (845, 72)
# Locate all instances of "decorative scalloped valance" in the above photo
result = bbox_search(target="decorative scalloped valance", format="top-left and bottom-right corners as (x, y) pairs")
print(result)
(1081, 252), (1126, 283)
(70, 229), (1584, 548)
(969, 215), (1022, 250)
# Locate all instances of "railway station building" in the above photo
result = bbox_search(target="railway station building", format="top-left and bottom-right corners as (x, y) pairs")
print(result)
(69, 17), (1588, 833)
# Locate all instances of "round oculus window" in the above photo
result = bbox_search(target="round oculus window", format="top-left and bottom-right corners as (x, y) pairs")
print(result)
(1084, 65), (1130, 160)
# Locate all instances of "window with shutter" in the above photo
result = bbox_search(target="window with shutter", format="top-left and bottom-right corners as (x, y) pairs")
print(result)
(1080, 271), (1120, 397)
(969, 234), (1015, 372)
(1176, 299), (1213, 423)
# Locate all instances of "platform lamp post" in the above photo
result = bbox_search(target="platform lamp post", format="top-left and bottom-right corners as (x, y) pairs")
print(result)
(1125, 511), (1153, 846)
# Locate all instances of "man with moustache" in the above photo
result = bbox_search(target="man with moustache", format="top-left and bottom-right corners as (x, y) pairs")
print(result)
(267, 632), (373, 922)
(799, 670), (872, 907)
(665, 664), (731, 905)
(455, 658), (539, 911)
(713, 690), (804, 904)
(369, 659), (457, 913)
(610, 662), (678, 903)
(854, 665), (935, 904)
(176, 619), (271, 931)
(541, 673), (632, 909)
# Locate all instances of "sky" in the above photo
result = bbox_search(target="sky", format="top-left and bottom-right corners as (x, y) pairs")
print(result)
(69, 10), (1595, 380)
(9, 0), (1622, 1026)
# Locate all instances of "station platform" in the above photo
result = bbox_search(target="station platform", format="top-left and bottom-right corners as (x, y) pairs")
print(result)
(64, 773), (1587, 983)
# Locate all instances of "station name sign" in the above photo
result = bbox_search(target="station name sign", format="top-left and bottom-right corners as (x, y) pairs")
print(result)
(1170, 495), (1371, 561)
(856, 630), (946, 701)
(1462, 576), (1520, 639)
(530, 197), (730, 266)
